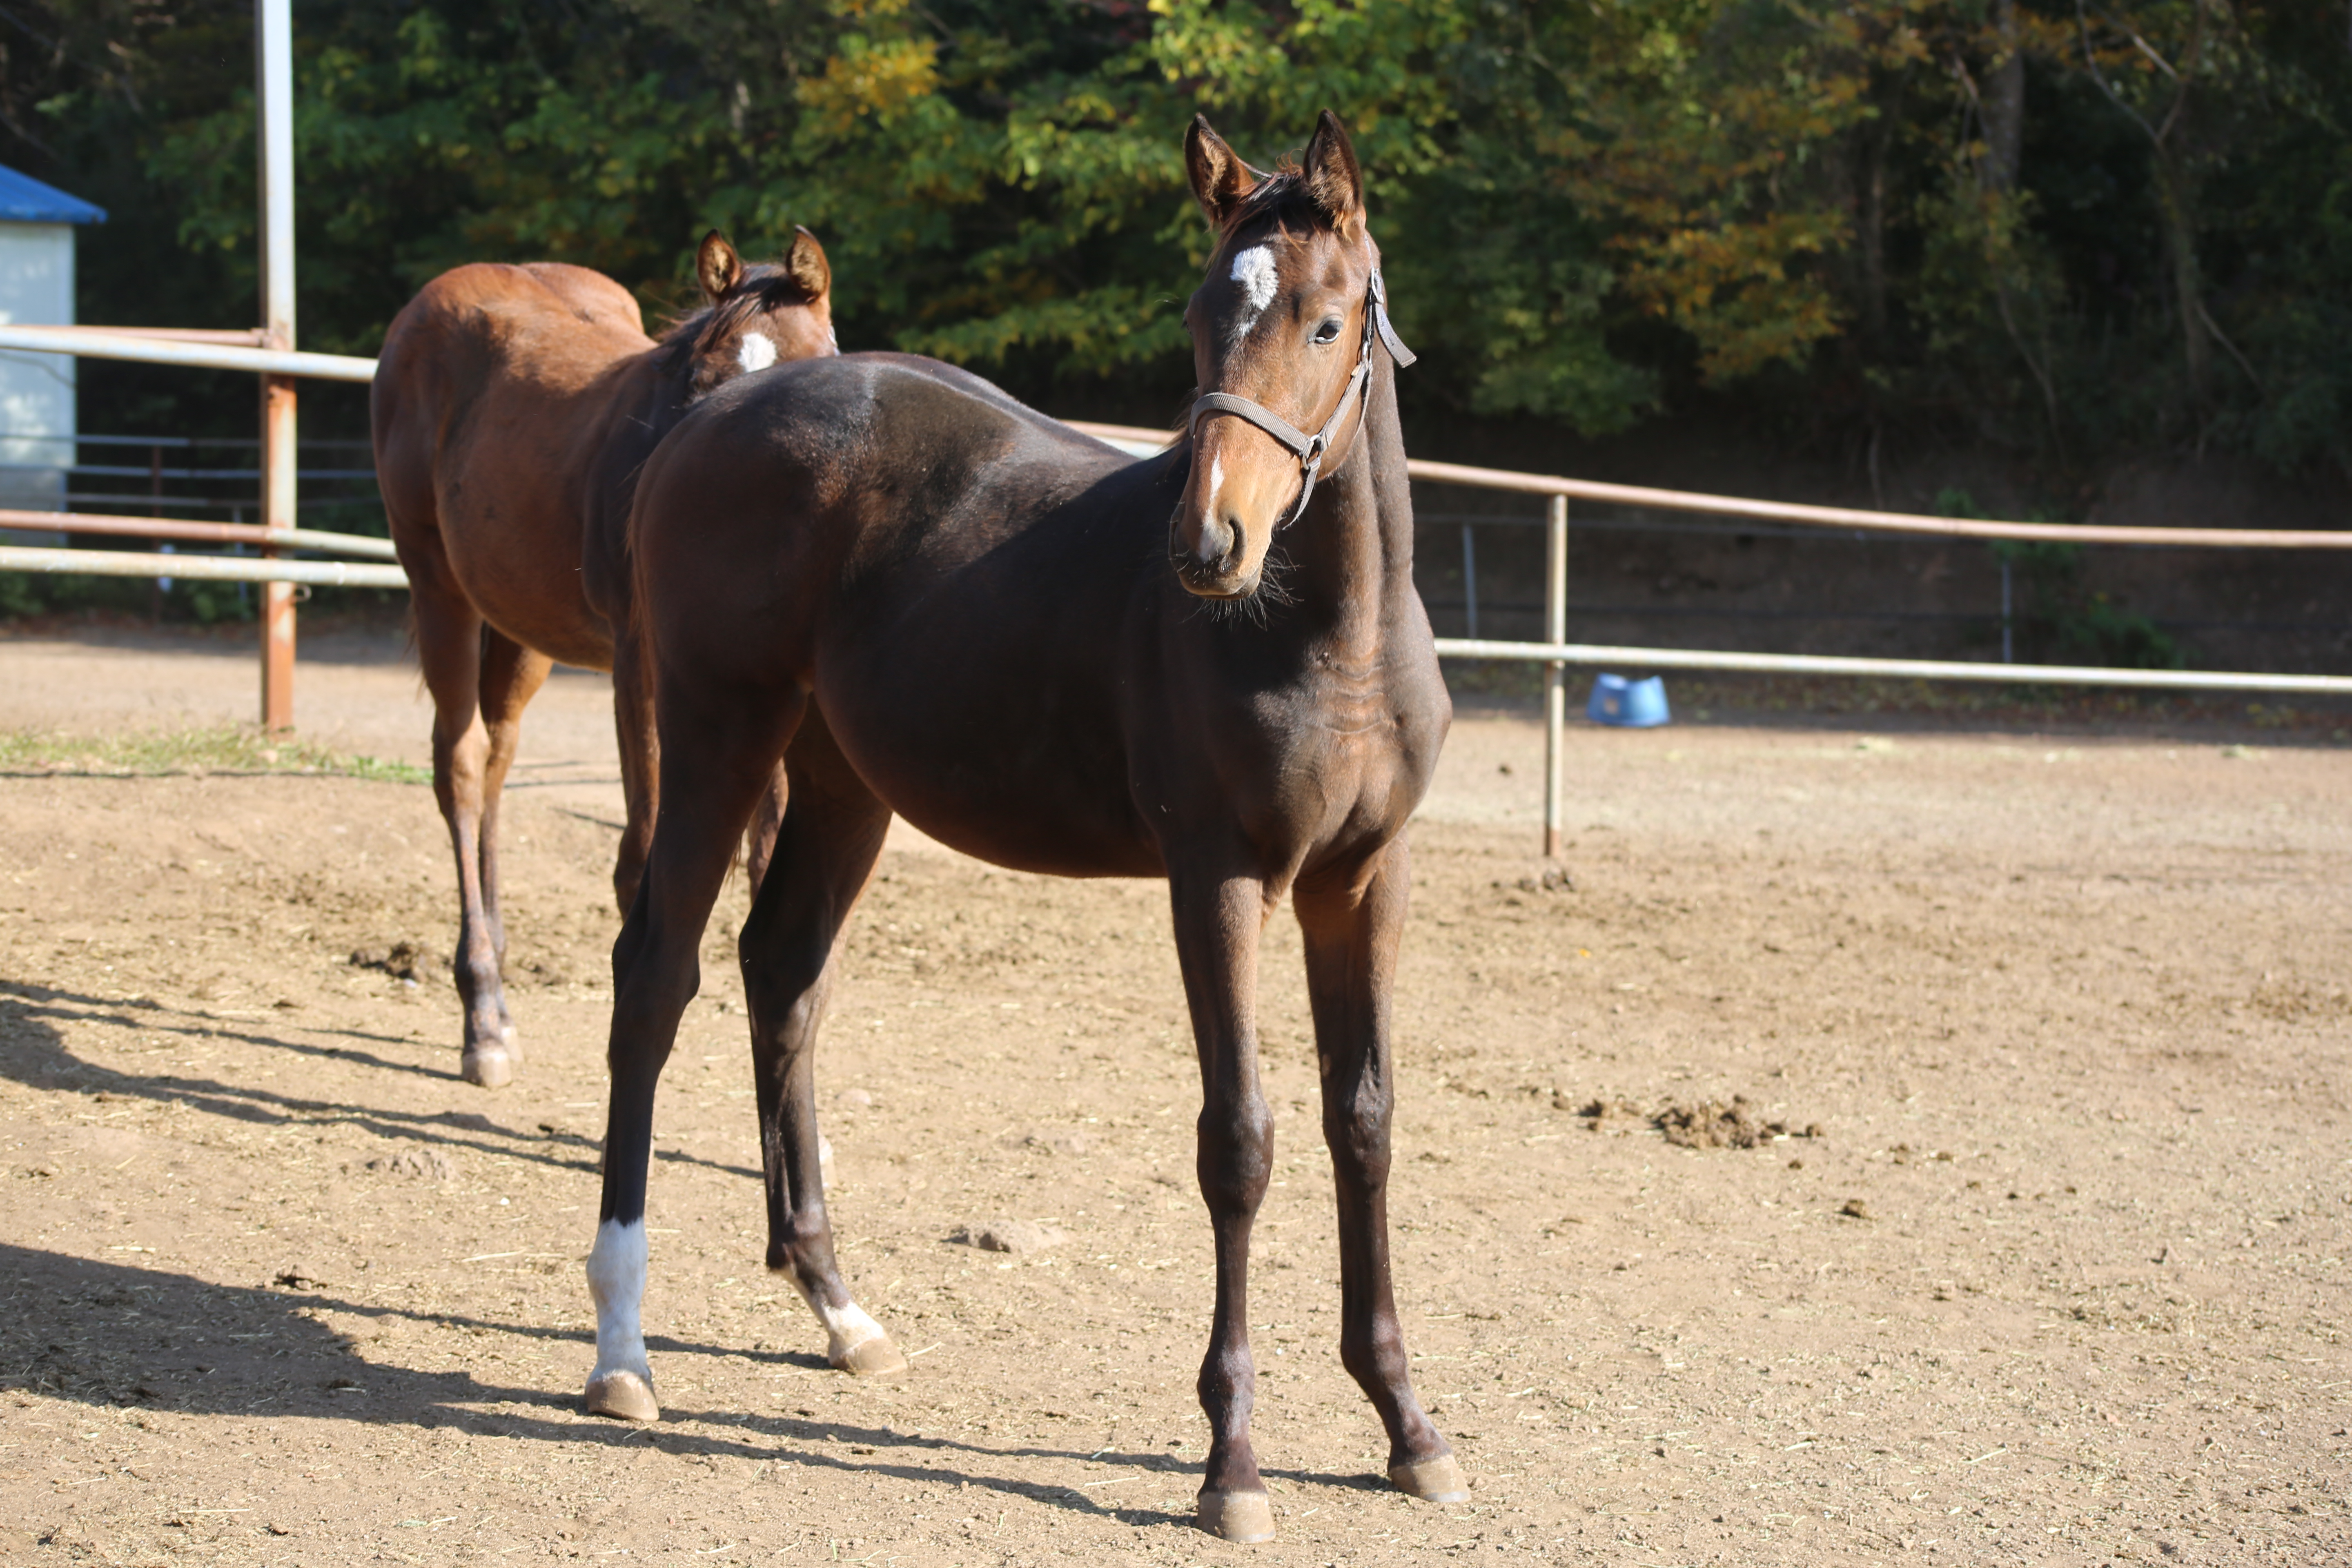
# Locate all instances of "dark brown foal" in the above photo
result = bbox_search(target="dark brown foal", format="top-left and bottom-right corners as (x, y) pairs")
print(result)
(587, 113), (1459, 1544)
(370, 231), (834, 1087)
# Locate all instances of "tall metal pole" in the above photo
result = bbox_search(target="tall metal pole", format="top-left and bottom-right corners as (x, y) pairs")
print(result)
(1459, 523), (1478, 640)
(256, 0), (296, 731)
(1541, 493), (1567, 860)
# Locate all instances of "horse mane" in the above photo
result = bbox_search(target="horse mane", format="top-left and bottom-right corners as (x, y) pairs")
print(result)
(651, 263), (817, 373)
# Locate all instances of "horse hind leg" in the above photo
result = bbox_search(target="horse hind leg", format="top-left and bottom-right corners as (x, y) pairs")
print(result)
(587, 682), (807, 1422)
(1295, 840), (1464, 1504)
(475, 629), (553, 1055)
(741, 759), (789, 896)
(610, 628), (657, 915)
(407, 570), (516, 1087)
(739, 719), (904, 1376)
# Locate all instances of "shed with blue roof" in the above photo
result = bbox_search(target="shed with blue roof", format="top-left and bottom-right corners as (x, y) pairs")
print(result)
(0, 164), (104, 536)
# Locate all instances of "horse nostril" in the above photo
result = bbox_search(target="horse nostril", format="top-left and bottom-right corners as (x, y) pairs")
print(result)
(1195, 517), (1234, 569)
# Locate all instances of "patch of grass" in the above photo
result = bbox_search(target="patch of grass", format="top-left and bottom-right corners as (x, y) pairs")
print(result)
(0, 725), (429, 782)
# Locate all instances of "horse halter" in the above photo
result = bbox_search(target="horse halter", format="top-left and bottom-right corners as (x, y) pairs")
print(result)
(1187, 263), (1416, 532)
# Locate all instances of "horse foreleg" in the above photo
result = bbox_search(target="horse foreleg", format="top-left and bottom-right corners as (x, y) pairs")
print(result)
(739, 723), (901, 1374)
(410, 581), (514, 1088)
(1170, 865), (1277, 1543)
(587, 686), (804, 1423)
(475, 630), (553, 1055)
(1296, 837), (1463, 1503)
(610, 628), (659, 916)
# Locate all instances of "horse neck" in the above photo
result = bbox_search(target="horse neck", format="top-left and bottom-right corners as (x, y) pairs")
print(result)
(1278, 354), (1414, 639)
(628, 340), (701, 436)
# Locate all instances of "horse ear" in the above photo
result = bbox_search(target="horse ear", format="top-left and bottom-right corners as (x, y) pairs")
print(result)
(784, 226), (831, 301)
(1185, 114), (1260, 229)
(1300, 109), (1364, 239)
(696, 230), (744, 303)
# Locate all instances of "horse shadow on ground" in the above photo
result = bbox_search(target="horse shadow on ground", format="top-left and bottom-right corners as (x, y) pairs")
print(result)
(0, 987), (1395, 1523)
(0, 1243), (1394, 1527)
(0, 978), (756, 1182)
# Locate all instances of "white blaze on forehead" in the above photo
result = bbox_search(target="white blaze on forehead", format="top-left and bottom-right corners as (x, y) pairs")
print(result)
(1226, 244), (1278, 347)
(737, 331), (779, 373)
(586, 1218), (651, 1385)
(1206, 455), (1225, 509)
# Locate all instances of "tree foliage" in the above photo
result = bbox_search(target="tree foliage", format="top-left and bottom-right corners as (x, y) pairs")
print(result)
(6, 0), (2350, 474)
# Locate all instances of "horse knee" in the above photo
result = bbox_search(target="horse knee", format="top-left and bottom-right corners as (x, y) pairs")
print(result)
(1322, 1101), (1393, 1188)
(1196, 1092), (1274, 1214)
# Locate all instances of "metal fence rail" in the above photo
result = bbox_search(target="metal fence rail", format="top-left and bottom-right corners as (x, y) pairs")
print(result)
(0, 544), (407, 588)
(1433, 638), (2352, 695)
(0, 507), (399, 560)
(1067, 420), (2352, 854)
(1, 354), (2342, 853)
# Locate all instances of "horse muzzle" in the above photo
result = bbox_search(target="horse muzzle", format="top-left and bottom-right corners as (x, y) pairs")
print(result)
(1173, 512), (1260, 599)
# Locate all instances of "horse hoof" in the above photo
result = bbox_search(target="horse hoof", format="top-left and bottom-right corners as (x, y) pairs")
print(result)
(461, 1047), (515, 1089)
(1390, 1454), (1469, 1503)
(584, 1369), (659, 1422)
(1195, 1490), (1274, 1543)
(831, 1336), (909, 1377)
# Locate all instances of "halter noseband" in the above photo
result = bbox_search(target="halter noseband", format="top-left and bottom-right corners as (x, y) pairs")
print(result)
(1187, 264), (1415, 532)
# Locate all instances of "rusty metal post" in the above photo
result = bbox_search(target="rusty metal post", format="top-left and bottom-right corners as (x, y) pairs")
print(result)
(260, 377), (296, 728)
(256, 0), (296, 730)
(1541, 493), (1567, 860)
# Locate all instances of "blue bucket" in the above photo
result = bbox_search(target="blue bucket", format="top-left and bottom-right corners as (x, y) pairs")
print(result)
(1587, 673), (1670, 728)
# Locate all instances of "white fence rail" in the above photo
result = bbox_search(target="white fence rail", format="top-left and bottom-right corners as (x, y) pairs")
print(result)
(1433, 638), (2352, 696)
(1, 350), (2341, 853)
(0, 543), (407, 588)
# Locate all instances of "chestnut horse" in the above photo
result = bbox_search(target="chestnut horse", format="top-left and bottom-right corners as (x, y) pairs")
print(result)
(585, 114), (1459, 1543)
(371, 231), (835, 1088)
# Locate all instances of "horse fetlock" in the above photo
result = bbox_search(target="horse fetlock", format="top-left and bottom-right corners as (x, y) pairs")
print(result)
(1337, 1330), (1408, 1386)
(782, 1275), (905, 1376)
(586, 1219), (653, 1405)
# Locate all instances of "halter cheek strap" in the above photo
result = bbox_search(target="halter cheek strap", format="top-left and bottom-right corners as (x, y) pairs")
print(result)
(1187, 265), (1415, 532)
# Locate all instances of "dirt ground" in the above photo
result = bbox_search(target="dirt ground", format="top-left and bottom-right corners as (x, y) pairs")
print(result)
(2, 619), (2348, 1566)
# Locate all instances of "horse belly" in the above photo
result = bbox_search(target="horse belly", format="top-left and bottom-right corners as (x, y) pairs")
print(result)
(819, 682), (1158, 878)
(437, 469), (615, 671)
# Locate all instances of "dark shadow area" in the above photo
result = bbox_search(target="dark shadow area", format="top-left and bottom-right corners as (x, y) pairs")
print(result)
(0, 1242), (1390, 1523)
(0, 979), (747, 1185)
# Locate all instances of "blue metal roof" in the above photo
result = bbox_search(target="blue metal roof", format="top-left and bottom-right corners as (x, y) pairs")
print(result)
(0, 165), (104, 225)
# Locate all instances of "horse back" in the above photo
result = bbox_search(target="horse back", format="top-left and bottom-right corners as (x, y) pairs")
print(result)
(630, 354), (1145, 662)
(372, 262), (660, 667)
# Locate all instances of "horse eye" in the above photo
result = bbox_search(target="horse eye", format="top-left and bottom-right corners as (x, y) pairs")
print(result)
(1313, 318), (1343, 345)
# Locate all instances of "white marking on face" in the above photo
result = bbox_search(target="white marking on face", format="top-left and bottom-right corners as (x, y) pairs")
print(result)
(1206, 455), (1225, 510)
(737, 332), (778, 373)
(1227, 245), (1278, 348)
(586, 1218), (651, 1385)
(780, 1269), (888, 1361)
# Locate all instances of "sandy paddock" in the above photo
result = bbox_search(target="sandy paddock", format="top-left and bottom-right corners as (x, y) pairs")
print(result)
(0, 621), (2346, 1565)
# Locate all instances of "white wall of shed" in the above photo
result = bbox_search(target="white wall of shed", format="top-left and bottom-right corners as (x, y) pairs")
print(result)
(0, 220), (73, 534)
